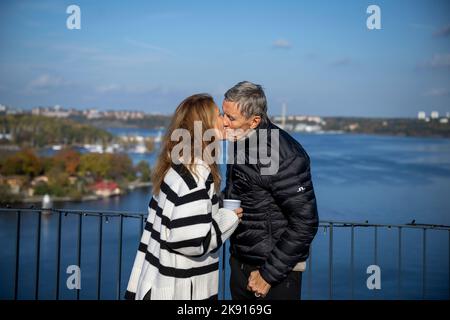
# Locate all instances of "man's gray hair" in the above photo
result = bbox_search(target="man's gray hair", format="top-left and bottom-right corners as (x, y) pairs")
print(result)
(224, 81), (268, 120)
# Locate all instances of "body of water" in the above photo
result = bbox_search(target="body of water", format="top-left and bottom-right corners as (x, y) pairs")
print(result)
(1, 130), (449, 299)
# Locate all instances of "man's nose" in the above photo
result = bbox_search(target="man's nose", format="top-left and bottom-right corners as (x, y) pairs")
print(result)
(223, 117), (230, 127)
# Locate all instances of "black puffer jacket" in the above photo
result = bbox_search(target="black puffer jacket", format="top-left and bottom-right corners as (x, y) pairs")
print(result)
(224, 120), (319, 286)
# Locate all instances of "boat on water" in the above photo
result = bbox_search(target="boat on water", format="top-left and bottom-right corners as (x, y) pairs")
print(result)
(42, 194), (53, 213)
(154, 130), (163, 143)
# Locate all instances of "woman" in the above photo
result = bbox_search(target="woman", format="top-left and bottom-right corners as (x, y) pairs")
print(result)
(125, 94), (242, 300)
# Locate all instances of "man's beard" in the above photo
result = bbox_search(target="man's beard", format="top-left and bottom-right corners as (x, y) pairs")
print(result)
(225, 128), (255, 141)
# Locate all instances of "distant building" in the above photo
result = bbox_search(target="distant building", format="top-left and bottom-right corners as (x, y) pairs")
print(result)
(273, 116), (283, 122)
(294, 123), (322, 133)
(32, 105), (71, 118)
(68, 176), (78, 185)
(31, 107), (40, 116)
(417, 111), (426, 120)
(0, 133), (12, 140)
(272, 111), (325, 132)
(446, 112), (450, 118)
(306, 116), (326, 125)
(81, 109), (147, 120)
(6, 176), (26, 195)
(83, 143), (104, 153)
(31, 176), (49, 186)
(27, 188), (35, 197)
(83, 109), (101, 119)
(440, 118), (448, 124)
(431, 111), (439, 119)
(3, 105), (24, 115)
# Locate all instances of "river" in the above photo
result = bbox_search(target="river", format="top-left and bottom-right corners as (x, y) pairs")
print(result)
(1, 130), (449, 299)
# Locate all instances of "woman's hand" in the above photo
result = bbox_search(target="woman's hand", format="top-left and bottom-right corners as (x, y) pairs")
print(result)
(234, 207), (243, 222)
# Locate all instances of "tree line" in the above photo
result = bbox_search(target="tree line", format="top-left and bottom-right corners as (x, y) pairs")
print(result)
(0, 148), (151, 203)
(0, 114), (114, 147)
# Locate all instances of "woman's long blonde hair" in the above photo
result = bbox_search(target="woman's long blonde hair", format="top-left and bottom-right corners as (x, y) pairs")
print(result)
(151, 94), (221, 195)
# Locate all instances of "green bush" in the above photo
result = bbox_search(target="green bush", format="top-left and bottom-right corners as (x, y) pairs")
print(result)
(34, 182), (52, 196)
(0, 184), (20, 203)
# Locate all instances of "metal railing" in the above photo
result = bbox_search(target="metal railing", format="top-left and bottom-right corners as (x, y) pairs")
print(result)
(1, 207), (449, 300)
(2, 207), (145, 300)
(312, 220), (450, 300)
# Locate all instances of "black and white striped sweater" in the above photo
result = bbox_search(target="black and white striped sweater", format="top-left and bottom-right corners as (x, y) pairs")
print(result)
(125, 159), (239, 300)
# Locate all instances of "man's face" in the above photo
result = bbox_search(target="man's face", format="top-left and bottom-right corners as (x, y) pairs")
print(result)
(222, 100), (260, 140)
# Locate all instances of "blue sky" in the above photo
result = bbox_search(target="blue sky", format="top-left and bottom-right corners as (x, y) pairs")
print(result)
(0, 0), (449, 117)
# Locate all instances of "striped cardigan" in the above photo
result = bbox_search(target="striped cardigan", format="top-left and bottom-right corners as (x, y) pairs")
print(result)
(125, 159), (239, 300)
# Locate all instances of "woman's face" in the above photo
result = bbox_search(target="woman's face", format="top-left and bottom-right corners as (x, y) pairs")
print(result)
(213, 105), (225, 140)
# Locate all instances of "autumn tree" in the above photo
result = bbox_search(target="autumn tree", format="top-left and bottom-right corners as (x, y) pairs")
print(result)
(0, 148), (42, 178)
(78, 153), (111, 179)
(136, 160), (151, 182)
(108, 153), (135, 181)
(53, 148), (81, 175)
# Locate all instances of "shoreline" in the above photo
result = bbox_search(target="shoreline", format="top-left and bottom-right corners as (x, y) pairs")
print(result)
(20, 182), (152, 204)
(284, 130), (450, 139)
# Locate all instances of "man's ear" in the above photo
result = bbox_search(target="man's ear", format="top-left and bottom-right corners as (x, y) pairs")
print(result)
(250, 116), (261, 129)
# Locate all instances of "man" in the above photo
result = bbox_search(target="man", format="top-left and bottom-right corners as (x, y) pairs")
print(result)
(222, 81), (319, 300)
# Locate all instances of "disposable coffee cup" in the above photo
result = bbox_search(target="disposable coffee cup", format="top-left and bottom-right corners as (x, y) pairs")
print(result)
(223, 199), (241, 211)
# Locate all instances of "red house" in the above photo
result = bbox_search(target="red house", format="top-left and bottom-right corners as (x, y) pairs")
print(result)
(92, 181), (121, 198)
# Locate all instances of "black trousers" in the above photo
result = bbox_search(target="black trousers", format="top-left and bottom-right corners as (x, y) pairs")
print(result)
(229, 255), (302, 300)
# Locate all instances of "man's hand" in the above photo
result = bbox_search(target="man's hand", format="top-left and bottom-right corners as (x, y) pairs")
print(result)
(234, 207), (243, 222)
(247, 270), (271, 298)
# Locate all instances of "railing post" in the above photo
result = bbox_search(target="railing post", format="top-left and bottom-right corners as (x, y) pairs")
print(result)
(329, 223), (333, 300)
(35, 210), (42, 300)
(398, 227), (402, 299)
(77, 213), (83, 300)
(14, 210), (21, 300)
(422, 228), (427, 300)
(55, 211), (62, 300)
(350, 224), (354, 300)
(97, 215), (103, 300)
(307, 245), (313, 299)
(117, 214), (124, 300)
(374, 226), (378, 266)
